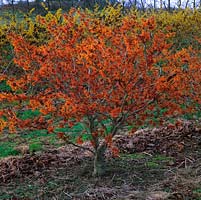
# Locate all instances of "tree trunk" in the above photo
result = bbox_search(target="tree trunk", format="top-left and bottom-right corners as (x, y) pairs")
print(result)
(193, 0), (196, 9)
(153, 0), (156, 9)
(59, 0), (61, 8)
(140, 0), (145, 11)
(160, 0), (162, 9)
(167, 0), (170, 11)
(47, 0), (50, 10)
(11, 0), (15, 17)
(177, 0), (181, 9)
(93, 144), (107, 177)
(185, 0), (189, 8)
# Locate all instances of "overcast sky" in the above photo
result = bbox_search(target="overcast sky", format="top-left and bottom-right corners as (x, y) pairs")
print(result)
(0, 0), (200, 8)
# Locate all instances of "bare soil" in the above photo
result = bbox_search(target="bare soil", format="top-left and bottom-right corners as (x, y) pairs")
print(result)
(0, 120), (201, 200)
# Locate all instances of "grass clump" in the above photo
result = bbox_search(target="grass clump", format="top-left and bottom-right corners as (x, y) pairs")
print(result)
(29, 142), (43, 153)
(0, 142), (20, 157)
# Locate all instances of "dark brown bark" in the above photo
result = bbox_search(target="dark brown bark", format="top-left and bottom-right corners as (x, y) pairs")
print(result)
(93, 144), (107, 177)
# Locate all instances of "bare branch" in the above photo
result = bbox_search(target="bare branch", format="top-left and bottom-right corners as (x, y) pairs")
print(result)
(65, 139), (95, 155)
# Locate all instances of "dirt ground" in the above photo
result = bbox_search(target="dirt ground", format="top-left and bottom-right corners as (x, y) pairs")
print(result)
(0, 120), (201, 200)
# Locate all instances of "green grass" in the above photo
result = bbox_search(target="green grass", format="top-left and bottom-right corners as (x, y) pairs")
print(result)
(120, 153), (174, 170)
(17, 109), (40, 120)
(0, 80), (12, 92)
(121, 153), (147, 159)
(0, 130), (64, 158)
(193, 188), (201, 200)
(146, 161), (160, 168)
(121, 153), (172, 161)
(0, 118), (92, 158)
(151, 154), (172, 161)
(193, 188), (201, 194)
(29, 142), (43, 153)
(0, 109), (90, 158)
(0, 142), (20, 157)
(0, 87), (200, 159)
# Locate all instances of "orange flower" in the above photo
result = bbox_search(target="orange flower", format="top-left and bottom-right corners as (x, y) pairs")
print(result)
(76, 136), (83, 145)
(110, 107), (121, 118)
(0, 119), (7, 133)
(57, 132), (64, 139)
(30, 99), (42, 110)
(47, 126), (54, 133)
(105, 134), (112, 146)
(111, 146), (119, 157)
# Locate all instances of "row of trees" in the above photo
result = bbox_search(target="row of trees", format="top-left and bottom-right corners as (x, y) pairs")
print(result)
(1, 0), (201, 13)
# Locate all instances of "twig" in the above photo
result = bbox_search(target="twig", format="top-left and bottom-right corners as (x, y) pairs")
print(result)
(128, 99), (155, 117)
(63, 191), (73, 199)
(142, 152), (153, 157)
(65, 140), (95, 155)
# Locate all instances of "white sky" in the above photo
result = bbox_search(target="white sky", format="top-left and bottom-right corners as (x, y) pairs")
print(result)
(0, 0), (200, 8)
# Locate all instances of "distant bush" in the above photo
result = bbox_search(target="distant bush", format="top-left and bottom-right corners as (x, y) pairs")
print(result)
(154, 9), (201, 50)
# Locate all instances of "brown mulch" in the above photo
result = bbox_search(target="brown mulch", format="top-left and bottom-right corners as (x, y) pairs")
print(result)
(0, 145), (89, 184)
(0, 120), (200, 199)
(0, 120), (200, 183)
(114, 120), (201, 156)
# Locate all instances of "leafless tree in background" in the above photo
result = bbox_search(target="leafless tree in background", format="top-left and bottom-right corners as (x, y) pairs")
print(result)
(159, 0), (162, 8)
(167, 0), (170, 10)
(193, 0), (196, 8)
(177, 0), (182, 8)
(1, 0), (201, 12)
(185, 0), (189, 8)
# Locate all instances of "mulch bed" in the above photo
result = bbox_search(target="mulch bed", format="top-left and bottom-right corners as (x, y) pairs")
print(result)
(0, 120), (200, 199)
(114, 120), (201, 156)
